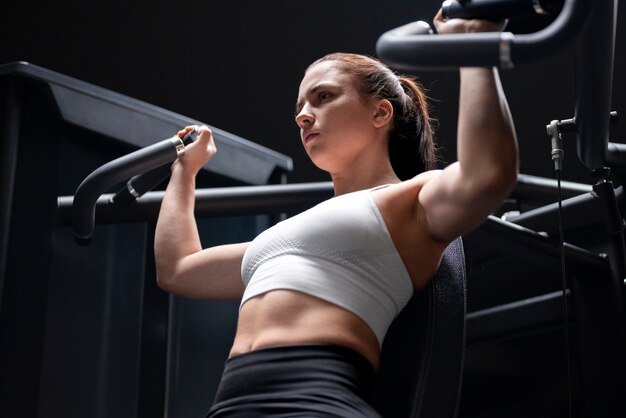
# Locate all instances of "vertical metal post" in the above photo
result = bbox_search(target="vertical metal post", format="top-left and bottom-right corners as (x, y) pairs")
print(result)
(574, 0), (617, 169)
(591, 173), (626, 311)
(0, 78), (22, 316)
(569, 170), (626, 416)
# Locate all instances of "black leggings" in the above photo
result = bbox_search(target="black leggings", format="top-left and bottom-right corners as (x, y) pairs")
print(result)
(206, 344), (381, 417)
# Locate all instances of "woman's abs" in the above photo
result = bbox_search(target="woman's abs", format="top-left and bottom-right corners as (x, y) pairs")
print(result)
(230, 289), (381, 369)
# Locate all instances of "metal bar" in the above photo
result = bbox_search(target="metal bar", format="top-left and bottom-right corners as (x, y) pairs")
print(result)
(506, 186), (624, 235)
(466, 290), (572, 345)
(59, 175), (591, 228)
(57, 182), (335, 227)
(477, 215), (608, 275)
(513, 173), (591, 203)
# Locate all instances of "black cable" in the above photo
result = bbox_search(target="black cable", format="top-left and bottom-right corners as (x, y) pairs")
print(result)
(555, 168), (573, 418)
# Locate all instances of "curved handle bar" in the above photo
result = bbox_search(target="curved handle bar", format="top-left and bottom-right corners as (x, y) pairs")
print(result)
(109, 129), (199, 205)
(376, 0), (589, 71)
(72, 135), (185, 245)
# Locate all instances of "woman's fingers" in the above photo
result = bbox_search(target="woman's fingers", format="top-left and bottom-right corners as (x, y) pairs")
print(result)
(433, 7), (506, 34)
(177, 125), (196, 139)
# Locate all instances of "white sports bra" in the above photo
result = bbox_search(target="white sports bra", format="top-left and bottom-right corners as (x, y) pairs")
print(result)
(240, 186), (414, 346)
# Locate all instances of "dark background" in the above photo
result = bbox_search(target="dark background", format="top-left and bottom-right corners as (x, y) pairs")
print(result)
(1, 1), (625, 417)
(1, 0), (624, 185)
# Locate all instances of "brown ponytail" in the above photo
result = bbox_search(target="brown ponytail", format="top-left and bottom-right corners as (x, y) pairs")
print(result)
(390, 75), (437, 180)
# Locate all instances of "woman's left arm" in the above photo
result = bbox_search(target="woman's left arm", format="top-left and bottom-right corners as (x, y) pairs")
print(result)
(416, 12), (519, 243)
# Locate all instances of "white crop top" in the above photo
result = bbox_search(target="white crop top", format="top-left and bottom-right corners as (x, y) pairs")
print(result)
(240, 187), (414, 346)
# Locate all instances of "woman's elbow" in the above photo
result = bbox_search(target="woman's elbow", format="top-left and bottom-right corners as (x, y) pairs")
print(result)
(155, 264), (178, 293)
(156, 273), (172, 293)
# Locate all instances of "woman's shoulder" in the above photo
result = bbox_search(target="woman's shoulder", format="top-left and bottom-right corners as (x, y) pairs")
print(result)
(372, 171), (444, 222)
(411, 169), (443, 184)
(382, 170), (443, 195)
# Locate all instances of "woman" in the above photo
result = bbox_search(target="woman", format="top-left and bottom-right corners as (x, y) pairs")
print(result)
(155, 10), (518, 418)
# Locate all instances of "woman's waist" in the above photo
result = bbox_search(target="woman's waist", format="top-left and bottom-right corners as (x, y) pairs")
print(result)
(215, 344), (377, 408)
(231, 290), (381, 369)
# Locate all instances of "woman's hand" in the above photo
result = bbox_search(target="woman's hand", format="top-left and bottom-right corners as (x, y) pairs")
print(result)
(173, 125), (217, 175)
(432, 8), (507, 34)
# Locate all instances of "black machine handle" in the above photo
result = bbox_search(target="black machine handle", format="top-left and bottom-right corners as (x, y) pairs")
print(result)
(377, 0), (622, 172)
(109, 129), (199, 205)
(72, 129), (197, 245)
(376, 0), (589, 71)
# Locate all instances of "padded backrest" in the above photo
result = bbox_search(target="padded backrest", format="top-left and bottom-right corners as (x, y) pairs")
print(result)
(372, 238), (467, 418)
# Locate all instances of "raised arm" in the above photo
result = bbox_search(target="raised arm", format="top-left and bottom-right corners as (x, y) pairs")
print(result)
(154, 126), (247, 299)
(417, 11), (519, 243)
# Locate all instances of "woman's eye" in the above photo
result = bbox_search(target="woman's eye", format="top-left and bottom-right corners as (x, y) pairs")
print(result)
(319, 91), (331, 101)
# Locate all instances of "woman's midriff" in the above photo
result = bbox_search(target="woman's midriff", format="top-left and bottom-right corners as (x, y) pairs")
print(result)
(230, 289), (381, 370)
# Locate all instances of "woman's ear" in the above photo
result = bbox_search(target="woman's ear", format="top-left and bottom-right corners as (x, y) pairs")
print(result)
(372, 99), (394, 128)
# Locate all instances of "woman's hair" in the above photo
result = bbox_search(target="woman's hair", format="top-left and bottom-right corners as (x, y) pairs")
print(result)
(308, 53), (437, 180)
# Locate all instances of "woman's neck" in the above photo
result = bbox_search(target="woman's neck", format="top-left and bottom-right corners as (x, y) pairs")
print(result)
(331, 168), (400, 196)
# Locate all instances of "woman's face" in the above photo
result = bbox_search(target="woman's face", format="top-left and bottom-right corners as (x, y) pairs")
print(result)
(295, 60), (382, 173)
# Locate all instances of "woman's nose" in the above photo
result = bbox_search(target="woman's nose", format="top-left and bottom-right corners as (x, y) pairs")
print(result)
(295, 108), (314, 128)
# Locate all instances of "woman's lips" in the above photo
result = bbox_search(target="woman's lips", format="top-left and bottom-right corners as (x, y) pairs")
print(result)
(303, 132), (319, 144)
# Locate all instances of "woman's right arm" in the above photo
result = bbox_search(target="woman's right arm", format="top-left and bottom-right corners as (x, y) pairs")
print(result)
(154, 126), (247, 300)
